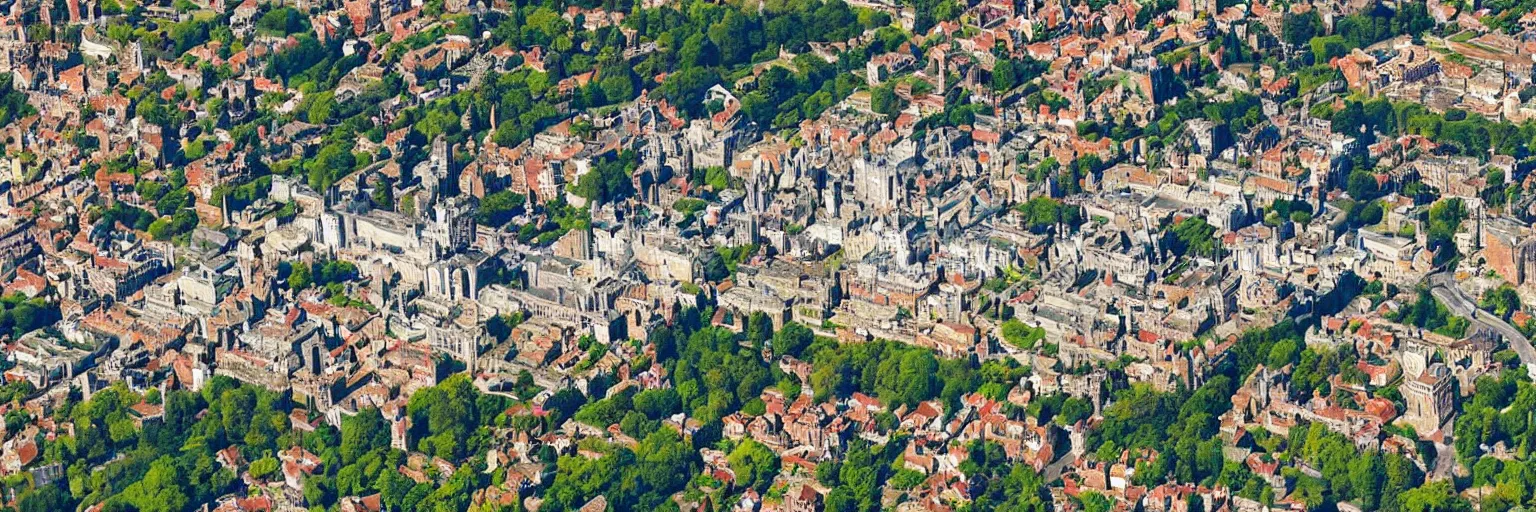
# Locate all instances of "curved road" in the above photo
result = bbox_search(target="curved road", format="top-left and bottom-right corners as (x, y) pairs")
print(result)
(1427, 272), (1536, 378)
(1425, 271), (1526, 481)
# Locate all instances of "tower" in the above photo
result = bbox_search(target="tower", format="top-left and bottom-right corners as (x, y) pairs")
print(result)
(1402, 363), (1454, 434)
(417, 136), (453, 208)
(1475, 209), (1484, 250)
(130, 42), (145, 72)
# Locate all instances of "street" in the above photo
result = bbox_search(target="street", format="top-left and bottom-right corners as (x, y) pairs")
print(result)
(1427, 272), (1536, 378)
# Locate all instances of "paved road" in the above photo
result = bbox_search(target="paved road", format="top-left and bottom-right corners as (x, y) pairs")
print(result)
(1431, 442), (1456, 480)
(1043, 452), (1077, 482)
(1427, 272), (1536, 378)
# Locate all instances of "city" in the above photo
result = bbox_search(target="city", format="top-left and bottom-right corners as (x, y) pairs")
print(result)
(1, 0), (1535, 509)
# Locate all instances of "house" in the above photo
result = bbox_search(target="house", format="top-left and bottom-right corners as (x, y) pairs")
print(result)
(339, 495), (385, 512)
(784, 485), (822, 512)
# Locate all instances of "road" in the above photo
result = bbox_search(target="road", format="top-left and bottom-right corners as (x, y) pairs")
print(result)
(1043, 452), (1076, 482)
(1427, 272), (1536, 378)
(1431, 442), (1457, 480)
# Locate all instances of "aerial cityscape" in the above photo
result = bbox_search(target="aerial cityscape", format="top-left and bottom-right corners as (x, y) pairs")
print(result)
(2, 0), (1536, 509)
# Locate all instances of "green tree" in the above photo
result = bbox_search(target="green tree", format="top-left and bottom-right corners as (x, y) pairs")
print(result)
(1169, 217), (1220, 257)
(871, 84), (900, 117)
(707, 12), (752, 66)
(287, 262), (313, 290)
(772, 322), (815, 358)
(600, 71), (636, 104)
(746, 311), (774, 346)
(1481, 284), (1522, 319)
(120, 457), (189, 512)
(1282, 11), (1325, 48)
(1266, 339), (1301, 369)
(1018, 196), (1081, 231)
(1001, 320), (1045, 349)
(340, 407), (390, 464)
(475, 190), (526, 227)
(304, 474), (335, 507)
(406, 375), (481, 459)
(728, 439), (781, 492)
(1425, 198), (1466, 265)
(1400, 480), (1472, 512)
(1309, 35), (1348, 63)
(371, 183), (394, 211)
(992, 59), (1018, 92)
(1347, 170), (1380, 200)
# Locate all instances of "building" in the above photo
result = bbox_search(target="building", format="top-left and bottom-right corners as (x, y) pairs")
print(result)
(1483, 219), (1536, 286)
(1401, 362), (1454, 435)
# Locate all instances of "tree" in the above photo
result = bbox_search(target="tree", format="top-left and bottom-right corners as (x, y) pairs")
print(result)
(1400, 480), (1472, 512)
(992, 59), (1018, 92)
(543, 388), (587, 424)
(1393, 289), (1470, 339)
(678, 35), (718, 74)
(897, 351), (938, 405)
(1333, 101), (1367, 137)
(371, 183), (394, 211)
(746, 311), (774, 346)
(304, 474), (335, 507)
(1055, 397), (1094, 426)
(400, 193), (417, 216)
(406, 375), (481, 459)
(375, 468), (414, 509)
(0, 74), (36, 127)
(772, 322), (815, 358)
(304, 143), (358, 191)
(313, 260), (358, 286)
(256, 6), (307, 35)
(728, 439), (780, 492)
(0, 294), (61, 338)
(1472, 457), (1503, 487)
(475, 190), (526, 227)
(1347, 170), (1380, 200)
(600, 71), (635, 104)
(701, 251), (730, 282)
(1018, 196), (1081, 232)
(633, 388), (682, 420)
(571, 151), (638, 204)
(17, 484), (76, 512)
(279, 262), (309, 292)
(707, 12), (753, 66)
(1481, 284), (1522, 319)
(1426, 198), (1466, 265)
(341, 408), (390, 464)
(636, 427), (699, 502)
(1001, 320), (1045, 350)
(1282, 11), (1325, 48)
(1169, 217), (1220, 258)
(871, 84), (900, 117)
(120, 456), (189, 512)
(1309, 35), (1348, 64)
(1080, 491), (1114, 512)
(1266, 339), (1301, 369)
